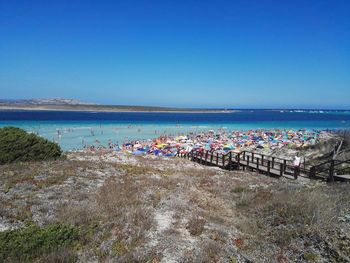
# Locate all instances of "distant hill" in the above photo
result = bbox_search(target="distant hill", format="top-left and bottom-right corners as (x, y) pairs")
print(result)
(0, 98), (95, 105)
(0, 98), (234, 112)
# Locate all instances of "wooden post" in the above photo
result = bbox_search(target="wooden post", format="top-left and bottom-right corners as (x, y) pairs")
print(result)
(216, 153), (219, 166)
(222, 154), (226, 168)
(256, 157), (260, 171)
(272, 157), (275, 169)
(261, 155), (264, 165)
(279, 163), (283, 177)
(247, 155), (250, 168)
(210, 152), (214, 164)
(237, 153), (241, 169)
(228, 152), (232, 170)
(243, 151), (246, 160)
(205, 150), (208, 164)
(252, 153), (255, 163)
(267, 160), (271, 176)
(309, 166), (315, 179)
(329, 160), (335, 183)
(283, 160), (287, 173)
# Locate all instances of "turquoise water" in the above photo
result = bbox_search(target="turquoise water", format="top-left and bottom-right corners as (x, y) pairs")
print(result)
(0, 110), (349, 151)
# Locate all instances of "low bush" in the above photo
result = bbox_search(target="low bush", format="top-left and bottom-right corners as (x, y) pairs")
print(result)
(0, 223), (80, 262)
(186, 215), (206, 236)
(0, 127), (62, 164)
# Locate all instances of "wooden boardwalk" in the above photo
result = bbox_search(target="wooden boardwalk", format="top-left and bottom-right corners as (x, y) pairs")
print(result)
(178, 150), (350, 182)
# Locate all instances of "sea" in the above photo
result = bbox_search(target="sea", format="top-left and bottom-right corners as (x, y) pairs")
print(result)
(0, 109), (349, 151)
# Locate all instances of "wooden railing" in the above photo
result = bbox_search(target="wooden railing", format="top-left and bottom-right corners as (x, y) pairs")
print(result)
(178, 149), (298, 177)
(310, 159), (350, 181)
(178, 149), (350, 182)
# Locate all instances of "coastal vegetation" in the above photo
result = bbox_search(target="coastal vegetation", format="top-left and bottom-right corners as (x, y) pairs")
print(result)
(0, 224), (81, 262)
(0, 151), (349, 262)
(0, 127), (62, 165)
(236, 184), (350, 261)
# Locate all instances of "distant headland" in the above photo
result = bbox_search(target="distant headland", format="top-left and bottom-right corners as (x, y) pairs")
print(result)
(0, 98), (235, 113)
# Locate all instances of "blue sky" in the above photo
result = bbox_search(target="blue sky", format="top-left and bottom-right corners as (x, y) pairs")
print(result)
(0, 0), (349, 108)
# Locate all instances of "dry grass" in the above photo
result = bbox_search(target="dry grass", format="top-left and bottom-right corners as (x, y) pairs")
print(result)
(236, 183), (350, 262)
(3, 151), (349, 262)
(56, 175), (156, 261)
(56, 202), (99, 227)
(181, 167), (217, 177)
(0, 159), (94, 192)
(39, 248), (77, 263)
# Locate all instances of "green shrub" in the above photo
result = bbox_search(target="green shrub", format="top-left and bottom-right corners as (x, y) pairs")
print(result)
(0, 224), (80, 262)
(231, 186), (248, 194)
(0, 127), (62, 164)
(303, 252), (319, 261)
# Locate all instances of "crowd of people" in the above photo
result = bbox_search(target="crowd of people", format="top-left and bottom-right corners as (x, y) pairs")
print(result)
(95, 128), (331, 157)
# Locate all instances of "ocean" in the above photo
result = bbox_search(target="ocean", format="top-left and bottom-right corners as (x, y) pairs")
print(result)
(0, 110), (349, 151)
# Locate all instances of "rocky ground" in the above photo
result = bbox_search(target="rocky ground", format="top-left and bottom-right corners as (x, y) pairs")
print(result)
(0, 151), (350, 262)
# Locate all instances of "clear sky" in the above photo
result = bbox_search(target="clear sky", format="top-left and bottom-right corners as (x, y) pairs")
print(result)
(0, 0), (349, 109)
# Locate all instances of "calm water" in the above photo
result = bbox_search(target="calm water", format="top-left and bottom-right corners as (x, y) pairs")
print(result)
(1, 110), (349, 151)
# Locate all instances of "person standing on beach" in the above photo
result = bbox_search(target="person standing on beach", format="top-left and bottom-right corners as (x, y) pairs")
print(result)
(293, 152), (301, 179)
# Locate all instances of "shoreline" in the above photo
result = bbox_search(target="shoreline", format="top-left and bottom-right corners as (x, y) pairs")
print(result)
(0, 105), (237, 114)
